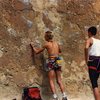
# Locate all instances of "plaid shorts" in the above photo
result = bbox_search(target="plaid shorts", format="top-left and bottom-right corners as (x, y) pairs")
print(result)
(46, 56), (62, 71)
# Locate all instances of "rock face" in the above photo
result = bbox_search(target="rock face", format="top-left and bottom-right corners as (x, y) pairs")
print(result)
(0, 0), (100, 100)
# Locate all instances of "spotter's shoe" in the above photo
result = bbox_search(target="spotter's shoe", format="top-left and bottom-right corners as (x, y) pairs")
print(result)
(62, 96), (68, 100)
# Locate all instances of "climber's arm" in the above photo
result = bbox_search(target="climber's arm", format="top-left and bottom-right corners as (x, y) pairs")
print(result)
(33, 47), (45, 54)
(30, 43), (47, 54)
(84, 39), (92, 65)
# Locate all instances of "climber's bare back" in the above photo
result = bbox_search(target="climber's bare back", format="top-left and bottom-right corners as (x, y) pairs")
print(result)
(45, 41), (60, 57)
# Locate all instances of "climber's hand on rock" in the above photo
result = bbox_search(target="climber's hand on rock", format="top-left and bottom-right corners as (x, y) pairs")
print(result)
(30, 42), (34, 46)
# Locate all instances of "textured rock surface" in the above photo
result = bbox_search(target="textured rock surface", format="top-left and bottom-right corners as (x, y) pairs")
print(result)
(0, 0), (100, 100)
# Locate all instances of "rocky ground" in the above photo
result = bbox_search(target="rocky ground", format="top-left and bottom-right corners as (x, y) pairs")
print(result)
(0, 0), (100, 100)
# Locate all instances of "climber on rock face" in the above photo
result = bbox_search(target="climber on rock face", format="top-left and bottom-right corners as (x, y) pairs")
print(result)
(85, 26), (100, 100)
(30, 31), (68, 100)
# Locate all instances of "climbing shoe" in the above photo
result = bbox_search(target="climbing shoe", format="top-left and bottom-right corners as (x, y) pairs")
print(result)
(53, 97), (59, 100)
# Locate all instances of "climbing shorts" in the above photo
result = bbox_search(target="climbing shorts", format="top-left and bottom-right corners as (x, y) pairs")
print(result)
(46, 56), (63, 72)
